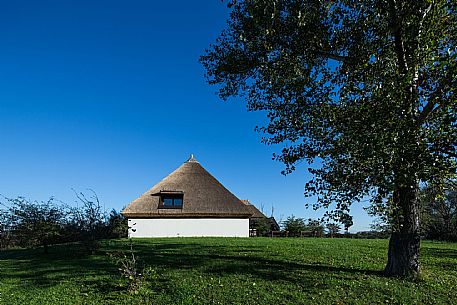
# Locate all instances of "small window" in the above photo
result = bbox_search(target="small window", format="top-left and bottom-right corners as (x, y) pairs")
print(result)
(163, 198), (173, 206)
(174, 198), (183, 206)
(159, 194), (183, 208)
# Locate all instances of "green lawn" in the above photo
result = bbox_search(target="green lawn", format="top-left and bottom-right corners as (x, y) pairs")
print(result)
(0, 238), (456, 304)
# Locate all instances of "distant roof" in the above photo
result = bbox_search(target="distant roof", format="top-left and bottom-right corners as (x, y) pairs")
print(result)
(241, 200), (267, 219)
(122, 155), (252, 218)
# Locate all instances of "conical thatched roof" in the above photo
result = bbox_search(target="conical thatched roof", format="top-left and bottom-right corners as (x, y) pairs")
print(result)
(122, 156), (252, 218)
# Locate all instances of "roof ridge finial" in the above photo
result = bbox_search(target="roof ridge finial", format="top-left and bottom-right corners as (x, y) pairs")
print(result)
(187, 154), (198, 163)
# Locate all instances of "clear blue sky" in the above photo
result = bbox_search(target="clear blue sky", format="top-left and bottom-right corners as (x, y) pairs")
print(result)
(0, 0), (373, 231)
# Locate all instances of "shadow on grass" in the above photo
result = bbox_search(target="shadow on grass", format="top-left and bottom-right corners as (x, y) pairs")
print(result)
(421, 246), (457, 259)
(111, 240), (383, 283)
(421, 246), (457, 270)
(0, 243), (120, 295)
(1, 239), (384, 298)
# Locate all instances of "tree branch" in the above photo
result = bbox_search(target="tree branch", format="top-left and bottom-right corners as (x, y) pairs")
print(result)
(316, 51), (354, 63)
(417, 100), (437, 124)
(418, 2), (434, 41)
(388, 0), (408, 74)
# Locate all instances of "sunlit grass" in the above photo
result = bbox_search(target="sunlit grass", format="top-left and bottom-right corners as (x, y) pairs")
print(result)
(0, 238), (456, 304)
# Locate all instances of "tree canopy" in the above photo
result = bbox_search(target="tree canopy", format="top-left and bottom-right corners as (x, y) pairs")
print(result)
(202, 0), (456, 277)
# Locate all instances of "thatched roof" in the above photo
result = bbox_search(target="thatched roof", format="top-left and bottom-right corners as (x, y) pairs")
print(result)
(122, 156), (252, 218)
(241, 200), (281, 231)
(241, 200), (267, 219)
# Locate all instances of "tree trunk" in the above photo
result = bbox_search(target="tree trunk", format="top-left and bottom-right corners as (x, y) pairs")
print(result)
(384, 184), (421, 278)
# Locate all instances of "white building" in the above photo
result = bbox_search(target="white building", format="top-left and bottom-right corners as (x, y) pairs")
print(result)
(121, 155), (251, 237)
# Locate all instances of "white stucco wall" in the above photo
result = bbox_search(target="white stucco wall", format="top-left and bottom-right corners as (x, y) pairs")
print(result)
(128, 218), (249, 238)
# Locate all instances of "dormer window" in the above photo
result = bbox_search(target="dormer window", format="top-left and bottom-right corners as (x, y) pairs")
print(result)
(159, 192), (183, 209)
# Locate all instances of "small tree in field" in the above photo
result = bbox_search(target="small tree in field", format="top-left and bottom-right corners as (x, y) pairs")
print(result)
(306, 219), (325, 237)
(202, 0), (457, 277)
(252, 217), (271, 236)
(326, 223), (341, 238)
(282, 215), (306, 235)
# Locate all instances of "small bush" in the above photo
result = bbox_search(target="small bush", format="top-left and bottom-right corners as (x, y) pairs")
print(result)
(108, 241), (157, 294)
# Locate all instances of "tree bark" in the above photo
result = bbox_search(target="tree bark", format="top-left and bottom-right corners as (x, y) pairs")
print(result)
(384, 184), (421, 277)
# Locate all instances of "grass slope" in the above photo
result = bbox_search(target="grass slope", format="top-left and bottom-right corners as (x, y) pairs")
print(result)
(0, 238), (456, 304)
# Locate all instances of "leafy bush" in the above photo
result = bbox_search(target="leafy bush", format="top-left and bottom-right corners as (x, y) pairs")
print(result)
(1, 197), (66, 253)
(251, 217), (271, 236)
(0, 191), (127, 251)
(108, 209), (128, 239)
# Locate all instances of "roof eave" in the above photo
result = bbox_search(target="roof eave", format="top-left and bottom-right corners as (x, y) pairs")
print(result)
(122, 212), (252, 219)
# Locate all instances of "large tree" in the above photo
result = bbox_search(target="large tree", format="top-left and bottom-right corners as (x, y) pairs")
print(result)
(201, 0), (457, 277)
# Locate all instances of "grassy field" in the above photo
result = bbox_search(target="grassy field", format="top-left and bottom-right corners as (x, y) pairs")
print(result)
(0, 238), (456, 305)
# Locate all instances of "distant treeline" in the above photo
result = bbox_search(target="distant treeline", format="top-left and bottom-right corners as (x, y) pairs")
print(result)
(278, 216), (339, 238)
(277, 183), (457, 242)
(367, 183), (457, 242)
(0, 190), (127, 252)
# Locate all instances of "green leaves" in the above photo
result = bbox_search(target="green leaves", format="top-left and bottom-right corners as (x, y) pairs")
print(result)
(201, 0), (457, 219)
